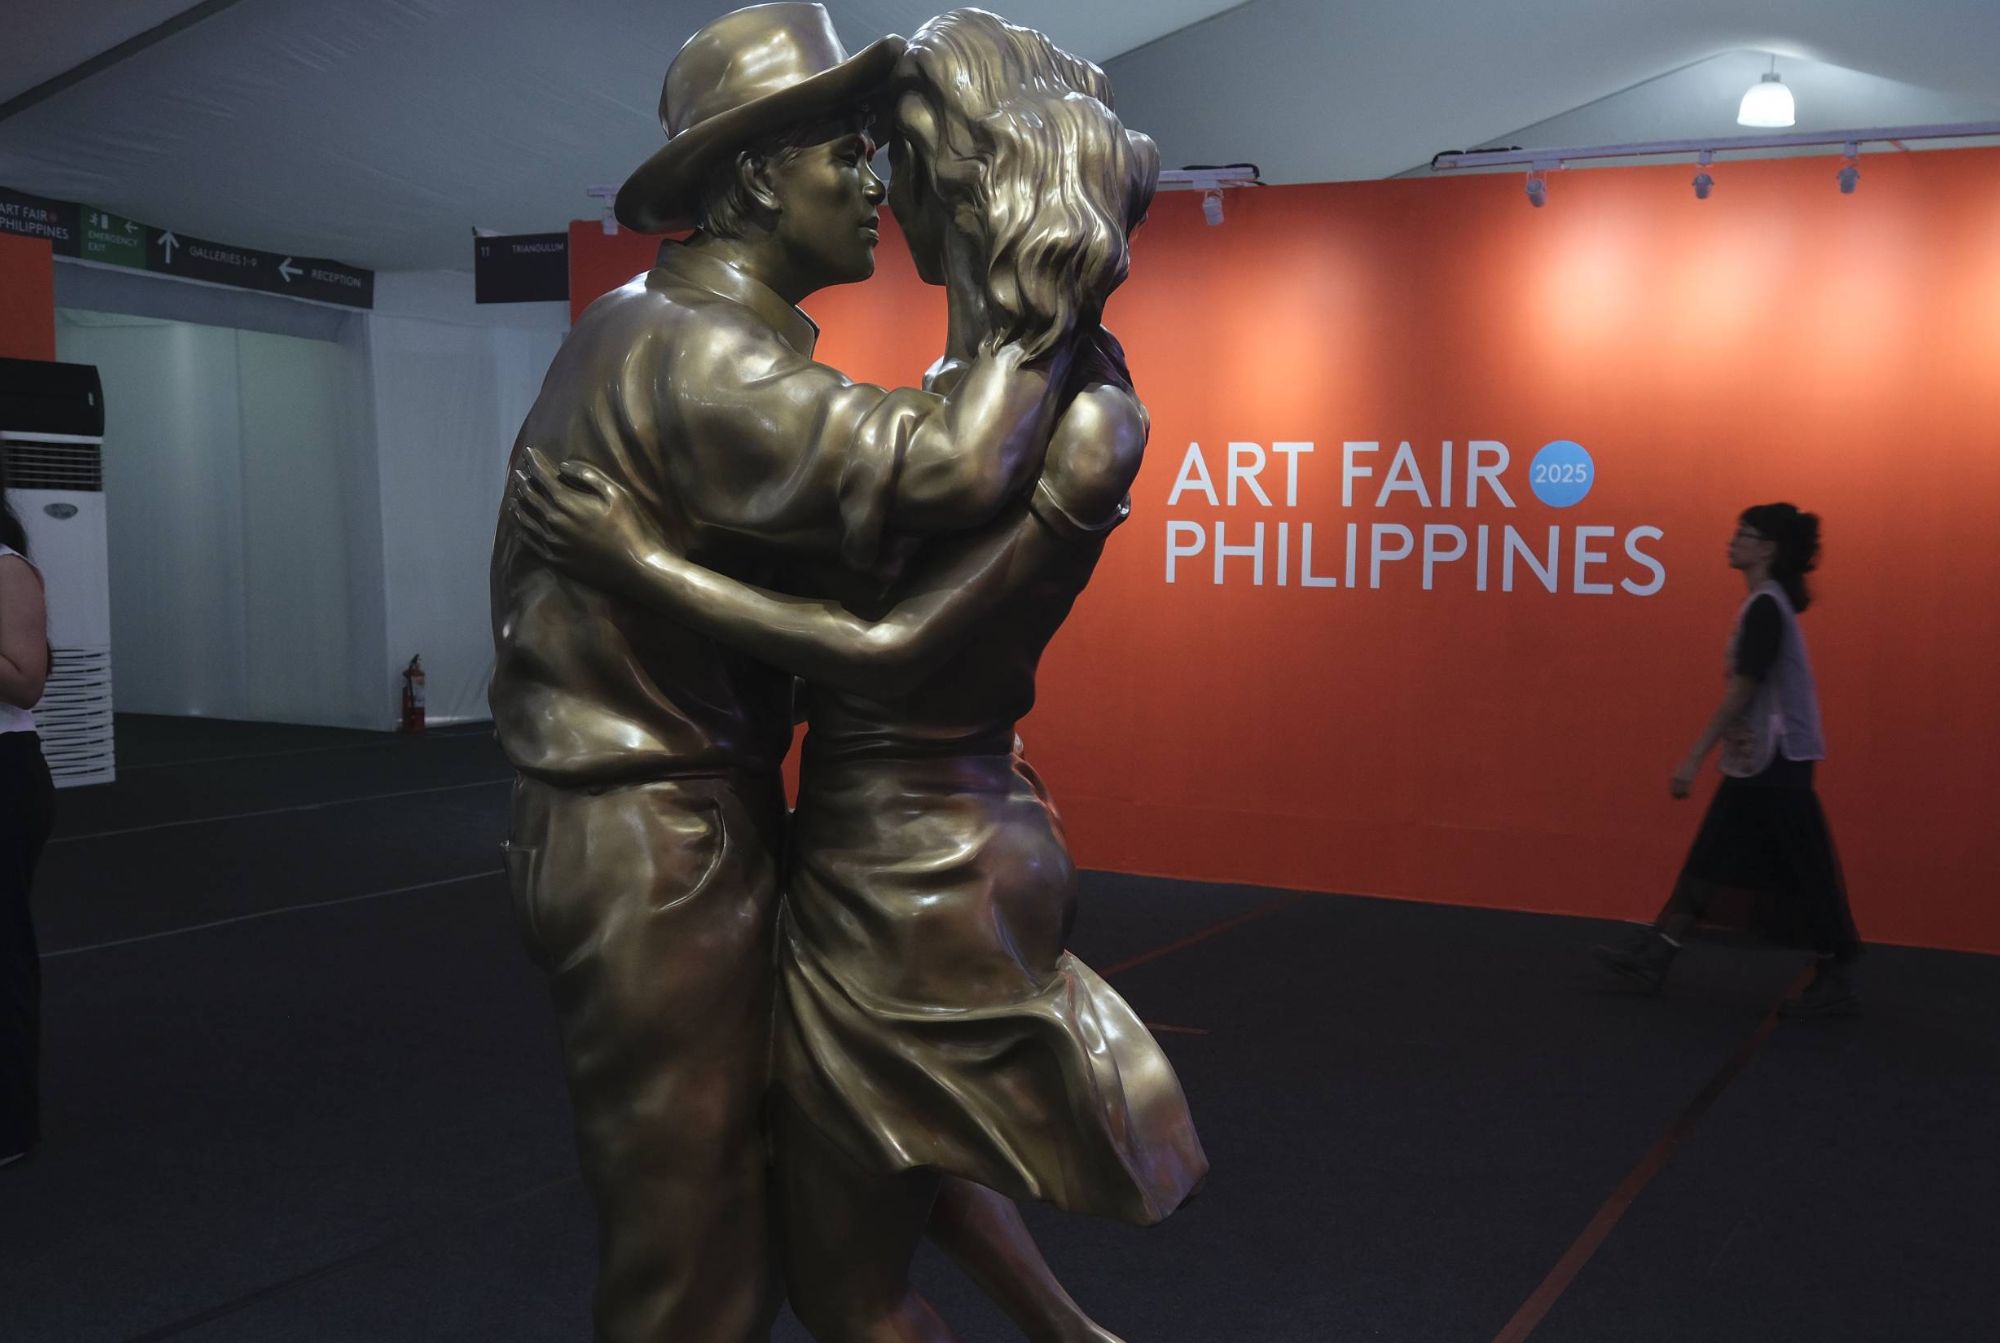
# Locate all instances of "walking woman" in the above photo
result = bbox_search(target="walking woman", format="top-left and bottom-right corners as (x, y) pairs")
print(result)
(1, 450), (55, 1166)
(1594, 503), (1861, 1016)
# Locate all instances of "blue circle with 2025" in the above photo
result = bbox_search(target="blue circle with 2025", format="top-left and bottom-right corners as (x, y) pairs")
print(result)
(1529, 440), (1595, 508)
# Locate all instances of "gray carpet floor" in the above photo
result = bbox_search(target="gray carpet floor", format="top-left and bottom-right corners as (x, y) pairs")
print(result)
(4, 714), (1995, 1342)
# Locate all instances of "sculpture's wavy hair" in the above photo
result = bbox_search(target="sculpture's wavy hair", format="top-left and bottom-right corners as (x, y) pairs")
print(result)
(898, 9), (1159, 360)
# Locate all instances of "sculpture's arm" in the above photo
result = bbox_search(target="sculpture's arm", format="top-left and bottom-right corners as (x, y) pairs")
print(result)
(512, 377), (1145, 696)
(875, 342), (1074, 532)
(662, 303), (1075, 574)
(513, 446), (1030, 697)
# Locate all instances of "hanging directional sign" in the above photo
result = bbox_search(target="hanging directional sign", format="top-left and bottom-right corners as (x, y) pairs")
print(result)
(80, 208), (146, 269)
(1, 184), (373, 309)
(144, 226), (373, 307)
(475, 232), (569, 303)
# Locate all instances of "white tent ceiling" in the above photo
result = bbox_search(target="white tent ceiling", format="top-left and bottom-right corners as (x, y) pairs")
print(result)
(3, 0), (1997, 274)
(1110, 0), (2000, 183)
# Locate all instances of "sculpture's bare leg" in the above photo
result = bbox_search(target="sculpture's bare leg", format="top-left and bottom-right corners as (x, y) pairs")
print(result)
(776, 1099), (958, 1343)
(929, 1179), (1128, 1343)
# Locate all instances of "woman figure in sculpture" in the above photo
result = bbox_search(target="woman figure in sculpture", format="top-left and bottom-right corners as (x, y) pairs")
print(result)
(1593, 503), (1862, 1016)
(513, 11), (1204, 1340)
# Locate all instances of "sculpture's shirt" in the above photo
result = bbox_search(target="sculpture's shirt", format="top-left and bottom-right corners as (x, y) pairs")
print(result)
(490, 242), (928, 785)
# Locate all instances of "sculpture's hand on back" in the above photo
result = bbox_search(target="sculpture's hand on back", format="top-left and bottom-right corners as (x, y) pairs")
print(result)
(510, 447), (665, 603)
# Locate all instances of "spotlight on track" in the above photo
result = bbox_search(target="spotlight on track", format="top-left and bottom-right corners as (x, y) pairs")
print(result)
(1693, 149), (1714, 200)
(1160, 164), (1260, 227)
(1525, 169), (1548, 207)
(1837, 142), (1860, 194)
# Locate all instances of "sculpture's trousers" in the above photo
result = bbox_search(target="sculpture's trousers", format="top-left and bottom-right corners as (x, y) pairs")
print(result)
(507, 772), (786, 1343)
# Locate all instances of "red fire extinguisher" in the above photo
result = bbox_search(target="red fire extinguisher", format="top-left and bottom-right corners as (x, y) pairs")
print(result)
(400, 655), (427, 733)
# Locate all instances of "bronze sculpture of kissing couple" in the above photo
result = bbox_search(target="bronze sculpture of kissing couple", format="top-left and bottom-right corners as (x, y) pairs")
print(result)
(494, 7), (1204, 1339)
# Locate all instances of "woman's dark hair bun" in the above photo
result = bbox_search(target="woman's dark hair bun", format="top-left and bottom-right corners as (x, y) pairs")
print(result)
(1789, 510), (1821, 573)
(1740, 502), (1820, 611)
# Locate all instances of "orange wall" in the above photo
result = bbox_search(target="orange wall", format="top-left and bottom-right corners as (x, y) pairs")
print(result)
(571, 148), (2000, 955)
(567, 219), (678, 326)
(0, 234), (56, 361)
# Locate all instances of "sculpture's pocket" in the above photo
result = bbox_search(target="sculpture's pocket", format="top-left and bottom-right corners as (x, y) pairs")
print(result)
(501, 839), (548, 969)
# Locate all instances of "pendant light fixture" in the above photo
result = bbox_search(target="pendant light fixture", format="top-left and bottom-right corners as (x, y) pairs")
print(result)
(1738, 57), (1796, 128)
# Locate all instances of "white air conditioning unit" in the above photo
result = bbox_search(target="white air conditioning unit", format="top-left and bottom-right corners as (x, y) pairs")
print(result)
(2, 358), (115, 788)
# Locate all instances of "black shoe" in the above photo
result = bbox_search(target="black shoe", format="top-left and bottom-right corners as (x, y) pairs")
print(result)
(1780, 961), (1858, 1019)
(1591, 927), (1678, 993)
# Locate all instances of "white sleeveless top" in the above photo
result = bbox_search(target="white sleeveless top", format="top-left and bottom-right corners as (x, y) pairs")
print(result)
(0, 544), (40, 734)
(1718, 579), (1825, 778)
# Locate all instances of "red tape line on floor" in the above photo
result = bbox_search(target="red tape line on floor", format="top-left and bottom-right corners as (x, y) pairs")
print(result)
(1489, 966), (1815, 1343)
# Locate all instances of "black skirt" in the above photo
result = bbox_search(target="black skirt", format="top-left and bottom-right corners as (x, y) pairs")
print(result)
(1672, 754), (1861, 961)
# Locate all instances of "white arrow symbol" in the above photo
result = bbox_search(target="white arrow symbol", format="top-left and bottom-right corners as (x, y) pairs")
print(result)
(278, 257), (301, 283)
(158, 230), (178, 264)
(124, 221), (139, 235)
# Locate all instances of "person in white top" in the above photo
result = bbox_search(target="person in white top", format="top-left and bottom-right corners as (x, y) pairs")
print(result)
(2, 450), (54, 1168)
(1593, 503), (1862, 1017)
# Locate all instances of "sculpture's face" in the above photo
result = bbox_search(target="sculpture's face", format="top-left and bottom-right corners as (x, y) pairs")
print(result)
(888, 92), (948, 286)
(768, 126), (886, 288)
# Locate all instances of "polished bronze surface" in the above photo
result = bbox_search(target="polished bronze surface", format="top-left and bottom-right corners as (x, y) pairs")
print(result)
(617, 2), (903, 233)
(496, 7), (1190, 1340)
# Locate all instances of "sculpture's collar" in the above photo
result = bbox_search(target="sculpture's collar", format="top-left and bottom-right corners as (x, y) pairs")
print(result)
(653, 241), (820, 357)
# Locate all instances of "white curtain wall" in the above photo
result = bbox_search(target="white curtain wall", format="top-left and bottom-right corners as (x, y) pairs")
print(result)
(52, 262), (565, 730)
(370, 313), (563, 725)
(55, 309), (388, 728)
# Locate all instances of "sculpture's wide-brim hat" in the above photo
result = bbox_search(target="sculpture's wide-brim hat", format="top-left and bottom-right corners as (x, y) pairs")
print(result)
(616, 2), (903, 233)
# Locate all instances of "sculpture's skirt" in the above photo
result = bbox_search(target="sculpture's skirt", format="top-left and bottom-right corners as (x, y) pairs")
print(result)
(774, 748), (1208, 1225)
